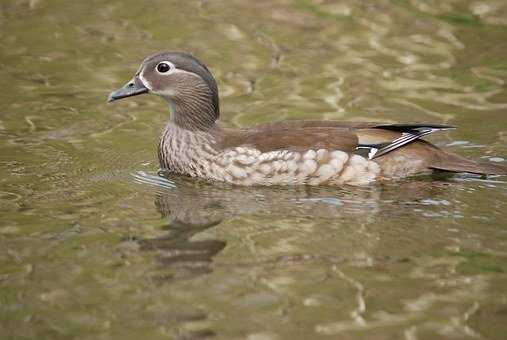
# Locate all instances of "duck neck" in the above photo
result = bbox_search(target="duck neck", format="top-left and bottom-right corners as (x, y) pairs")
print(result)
(166, 81), (219, 132)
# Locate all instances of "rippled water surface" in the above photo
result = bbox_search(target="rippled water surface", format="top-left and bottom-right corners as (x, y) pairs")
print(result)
(1, 0), (507, 339)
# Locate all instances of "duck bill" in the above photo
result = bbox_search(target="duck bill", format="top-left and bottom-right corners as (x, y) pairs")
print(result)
(107, 77), (149, 103)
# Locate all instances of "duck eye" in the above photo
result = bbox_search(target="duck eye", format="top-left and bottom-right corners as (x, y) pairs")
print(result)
(156, 62), (172, 73)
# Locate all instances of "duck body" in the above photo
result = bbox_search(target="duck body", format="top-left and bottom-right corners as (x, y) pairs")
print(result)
(158, 121), (380, 186)
(109, 52), (507, 186)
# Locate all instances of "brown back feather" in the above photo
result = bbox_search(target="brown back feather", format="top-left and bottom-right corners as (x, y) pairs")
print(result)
(215, 123), (359, 153)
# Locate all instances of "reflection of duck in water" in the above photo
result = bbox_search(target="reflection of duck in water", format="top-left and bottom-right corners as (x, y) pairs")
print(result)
(134, 173), (468, 282)
(137, 172), (468, 221)
(109, 52), (506, 186)
(137, 186), (227, 282)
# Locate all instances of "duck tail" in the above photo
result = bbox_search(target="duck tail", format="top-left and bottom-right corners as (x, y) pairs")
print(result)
(430, 151), (507, 176)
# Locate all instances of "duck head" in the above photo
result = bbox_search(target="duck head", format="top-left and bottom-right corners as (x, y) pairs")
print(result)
(108, 52), (220, 130)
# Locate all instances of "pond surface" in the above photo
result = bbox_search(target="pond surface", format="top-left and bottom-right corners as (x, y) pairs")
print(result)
(1, 0), (507, 339)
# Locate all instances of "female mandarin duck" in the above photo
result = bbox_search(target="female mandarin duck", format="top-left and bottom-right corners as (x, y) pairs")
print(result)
(108, 52), (506, 186)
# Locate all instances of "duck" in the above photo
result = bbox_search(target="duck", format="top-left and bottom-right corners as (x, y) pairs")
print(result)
(108, 51), (506, 186)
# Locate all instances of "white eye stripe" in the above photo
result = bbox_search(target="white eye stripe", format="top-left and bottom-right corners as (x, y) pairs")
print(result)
(138, 71), (152, 90)
(156, 61), (176, 74)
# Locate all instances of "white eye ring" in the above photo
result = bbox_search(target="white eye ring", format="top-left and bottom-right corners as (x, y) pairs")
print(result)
(156, 61), (175, 74)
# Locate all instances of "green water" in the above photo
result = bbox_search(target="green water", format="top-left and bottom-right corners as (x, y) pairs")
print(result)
(1, 0), (507, 339)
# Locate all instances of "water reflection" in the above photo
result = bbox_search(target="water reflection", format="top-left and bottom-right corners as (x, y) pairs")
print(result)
(139, 192), (226, 283)
(134, 169), (472, 222)
(132, 170), (471, 282)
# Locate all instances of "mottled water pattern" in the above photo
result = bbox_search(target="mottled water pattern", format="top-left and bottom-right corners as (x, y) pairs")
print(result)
(1, 0), (507, 339)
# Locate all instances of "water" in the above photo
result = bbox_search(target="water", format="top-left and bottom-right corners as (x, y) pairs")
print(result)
(1, 0), (507, 339)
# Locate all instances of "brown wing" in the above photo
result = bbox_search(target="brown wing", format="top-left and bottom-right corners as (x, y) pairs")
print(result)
(215, 120), (454, 157)
(215, 122), (360, 153)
